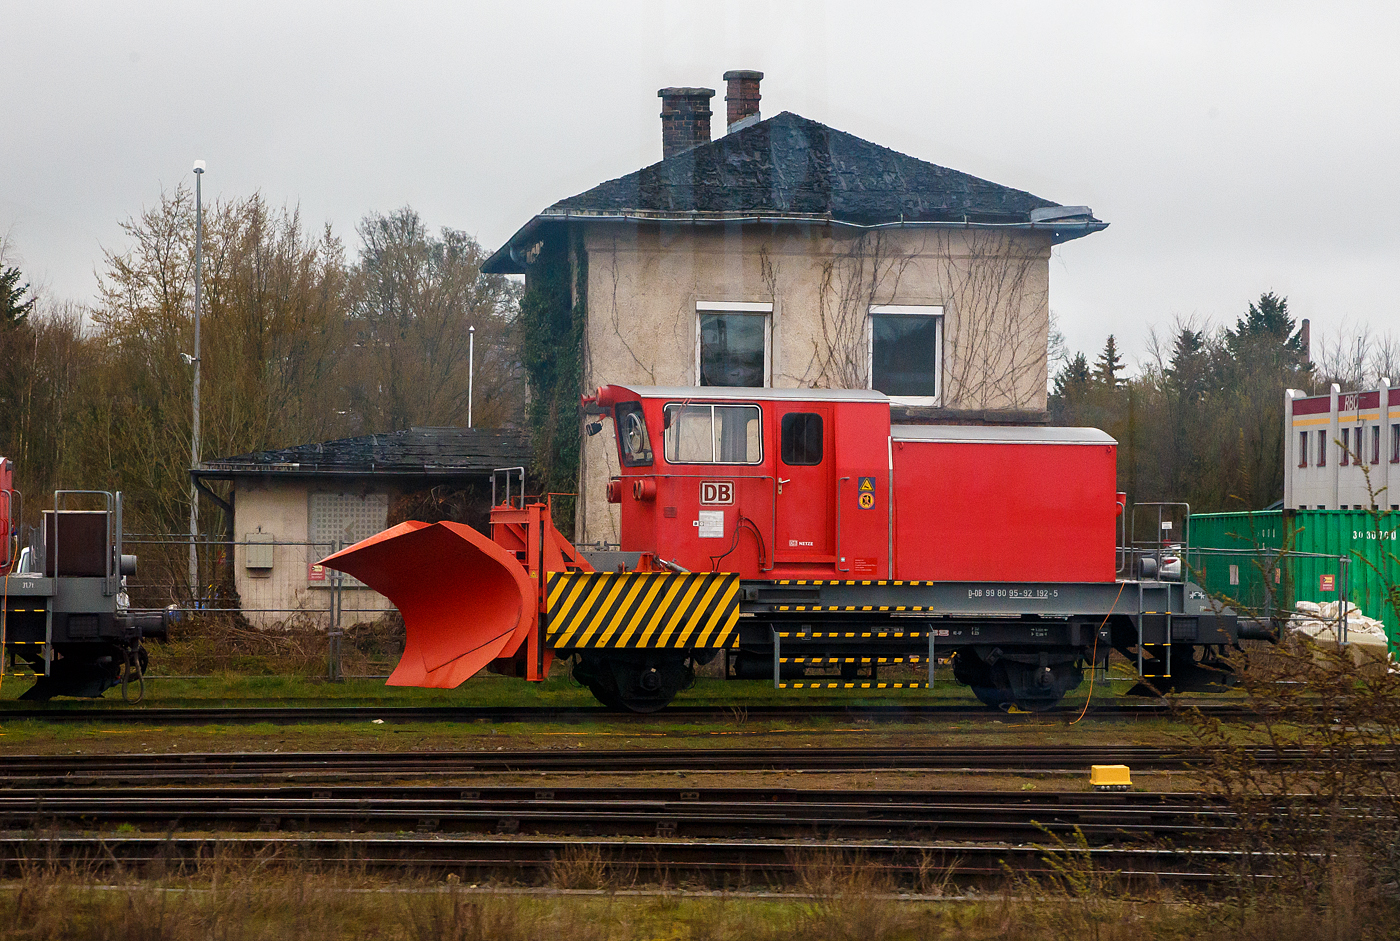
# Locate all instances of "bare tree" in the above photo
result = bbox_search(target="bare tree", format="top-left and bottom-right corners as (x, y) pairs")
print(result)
(345, 208), (522, 432)
(936, 230), (1049, 410)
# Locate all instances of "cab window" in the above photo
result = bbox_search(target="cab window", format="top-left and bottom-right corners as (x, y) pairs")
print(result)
(663, 403), (762, 464)
(614, 402), (653, 467)
(780, 413), (823, 465)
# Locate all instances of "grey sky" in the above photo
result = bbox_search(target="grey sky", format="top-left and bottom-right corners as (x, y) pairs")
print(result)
(3, 1), (1397, 370)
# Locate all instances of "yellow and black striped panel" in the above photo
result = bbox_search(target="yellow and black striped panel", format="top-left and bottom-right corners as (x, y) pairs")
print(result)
(546, 572), (740, 651)
(779, 681), (931, 690)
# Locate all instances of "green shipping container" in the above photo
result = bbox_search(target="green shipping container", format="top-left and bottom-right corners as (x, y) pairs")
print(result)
(1187, 509), (1400, 647)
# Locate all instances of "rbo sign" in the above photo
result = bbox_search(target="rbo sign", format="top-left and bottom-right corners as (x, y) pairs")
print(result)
(700, 481), (734, 505)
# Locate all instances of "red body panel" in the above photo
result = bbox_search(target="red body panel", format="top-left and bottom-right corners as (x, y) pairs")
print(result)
(0, 457), (12, 572)
(610, 392), (891, 580)
(599, 385), (1119, 584)
(891, 436), (1118, 582)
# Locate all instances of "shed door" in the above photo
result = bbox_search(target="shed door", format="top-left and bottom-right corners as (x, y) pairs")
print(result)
(774, 407), (835, 563)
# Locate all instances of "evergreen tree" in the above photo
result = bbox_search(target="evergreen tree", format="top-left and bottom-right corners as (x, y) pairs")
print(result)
(1052, 351), (1091, 398)
(1165, 326), (1210, 401)
(1094, 335), (1125, 387)
(1225, 291), (1309, 371)
(0, 265), (35, 328)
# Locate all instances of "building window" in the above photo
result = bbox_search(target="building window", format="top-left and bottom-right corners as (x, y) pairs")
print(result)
(780, 413), (824, 465)
(697, 301), (771, 387)
(1392, 423), (1400, 463)
(663, 403), (762, 464)
(1317, 430), (1326, 467)
(868, 305), (944, 405)
(1341, 428), (1350, 465)
(1356, 425), (1364, 465)
(1372, 425), (1381, 464)
(309, 492), (388, 587)
(1298, 431), (1308, 468)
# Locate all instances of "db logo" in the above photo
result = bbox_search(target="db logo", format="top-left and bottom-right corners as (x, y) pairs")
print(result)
(700, 481), (734, 505)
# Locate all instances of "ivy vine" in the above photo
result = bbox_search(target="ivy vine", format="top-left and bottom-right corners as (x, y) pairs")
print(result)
(518, 229), (586, 536)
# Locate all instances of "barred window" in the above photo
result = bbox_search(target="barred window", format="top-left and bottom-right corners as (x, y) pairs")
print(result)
(309, 492), (388, 587)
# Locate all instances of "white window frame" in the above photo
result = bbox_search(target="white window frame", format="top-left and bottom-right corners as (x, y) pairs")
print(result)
(662, 402), (764, 465)
(867, 304), (944, 406)
(696, 300), (772, 388)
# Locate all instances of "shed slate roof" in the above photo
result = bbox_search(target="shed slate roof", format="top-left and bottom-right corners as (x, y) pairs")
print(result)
(484, 111), (1104, 273)
(197, 427), (531, 478)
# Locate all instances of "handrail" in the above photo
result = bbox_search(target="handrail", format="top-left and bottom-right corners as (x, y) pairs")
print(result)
(835, 476), (851, 573)
(51, 490), (115, 586)
(0, 489), (14, 574)
(491, 467), (527, 508)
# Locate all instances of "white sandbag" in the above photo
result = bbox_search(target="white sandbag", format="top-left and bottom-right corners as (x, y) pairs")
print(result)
(1285, 600), (1393, 676)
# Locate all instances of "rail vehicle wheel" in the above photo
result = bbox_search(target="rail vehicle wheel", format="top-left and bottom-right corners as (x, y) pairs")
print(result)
(572, 653), (695, 713)
(952, 650), (1082, 712)
(995, 659), (1083, 712)
(951, 651), (1012, 709)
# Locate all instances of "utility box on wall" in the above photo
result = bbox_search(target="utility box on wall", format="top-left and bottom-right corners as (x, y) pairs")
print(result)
(244, 533), (275, 577)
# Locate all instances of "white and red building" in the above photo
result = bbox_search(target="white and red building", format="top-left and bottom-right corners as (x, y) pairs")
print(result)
(1285, 382), (1400, 511)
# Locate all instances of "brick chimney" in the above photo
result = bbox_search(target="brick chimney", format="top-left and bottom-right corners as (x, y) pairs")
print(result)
(658, 87), (715, 159)
(724, 70), (763, 132)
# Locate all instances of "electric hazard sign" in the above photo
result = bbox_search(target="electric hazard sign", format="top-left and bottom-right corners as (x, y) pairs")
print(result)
(857, 476), (876, 509)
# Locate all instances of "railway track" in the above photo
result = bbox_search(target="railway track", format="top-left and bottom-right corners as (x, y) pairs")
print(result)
(0, 785), (1234, 844)
(0, 833), (1240, 885)
(0, 701), (1252, 725)
(0, 744), (1382, 784)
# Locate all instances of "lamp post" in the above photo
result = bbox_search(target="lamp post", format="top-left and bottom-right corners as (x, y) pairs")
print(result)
(468, 325), (475, 429)
(188, 160), (205, 602)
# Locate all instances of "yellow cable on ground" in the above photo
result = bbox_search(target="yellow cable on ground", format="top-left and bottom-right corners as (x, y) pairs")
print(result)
(1070, 580), (1126, 726)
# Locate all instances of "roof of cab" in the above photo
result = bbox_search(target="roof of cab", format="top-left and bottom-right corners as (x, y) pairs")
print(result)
(891, 425), (1116, 446)
(610, 385), (890, 404)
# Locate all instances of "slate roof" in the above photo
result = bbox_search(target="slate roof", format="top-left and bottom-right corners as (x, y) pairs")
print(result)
(196, 427), (531, 479)
(484, 111), (1104, 273)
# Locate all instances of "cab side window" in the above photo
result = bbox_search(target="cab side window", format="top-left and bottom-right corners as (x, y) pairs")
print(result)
(614, 402), (653, 467)
(663, 404), (762, 464)
(781, 413), (823, 465)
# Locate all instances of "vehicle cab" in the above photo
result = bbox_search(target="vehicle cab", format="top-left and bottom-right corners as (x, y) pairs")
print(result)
(586, 384), (893, 579)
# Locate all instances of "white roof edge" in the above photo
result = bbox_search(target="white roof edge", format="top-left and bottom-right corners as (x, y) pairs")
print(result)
(891, 424), (1117, 445)
(613, 385), (890, 404)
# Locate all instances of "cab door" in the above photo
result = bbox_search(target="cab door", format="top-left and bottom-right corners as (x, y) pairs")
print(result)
(773, 406), (836, 564)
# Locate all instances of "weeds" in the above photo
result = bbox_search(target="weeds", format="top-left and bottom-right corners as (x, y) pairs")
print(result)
(548, 843), (615, 890)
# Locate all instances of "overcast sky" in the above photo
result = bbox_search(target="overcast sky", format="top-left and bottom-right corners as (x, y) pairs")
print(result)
(3, 1), (1397, 369)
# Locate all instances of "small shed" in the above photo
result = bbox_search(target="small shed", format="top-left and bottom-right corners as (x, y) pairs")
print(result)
(193, 427), (530, 627)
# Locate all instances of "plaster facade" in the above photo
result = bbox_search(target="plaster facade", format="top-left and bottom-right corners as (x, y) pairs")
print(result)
(575, 222), (1053, 544)
(229, 477), (398, 628)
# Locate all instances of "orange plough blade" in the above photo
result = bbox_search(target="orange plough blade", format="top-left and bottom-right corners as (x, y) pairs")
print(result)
(320, 521), (538, 688)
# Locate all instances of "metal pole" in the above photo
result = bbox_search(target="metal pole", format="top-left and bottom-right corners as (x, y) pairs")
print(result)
(188, 161), (205, 603)
(1339, 555), (1350, 645)
(328, 540), (343, 681)
(772, 628), (780, 690)
(468, 325), (475, 428)
(927, 628), (935, 688)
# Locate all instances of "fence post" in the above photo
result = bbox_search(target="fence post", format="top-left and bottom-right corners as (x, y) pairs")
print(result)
(1339, 555), (1350, 646)
(328, 540), (344, 681)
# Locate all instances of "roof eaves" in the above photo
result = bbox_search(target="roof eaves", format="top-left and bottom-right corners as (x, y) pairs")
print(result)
(484, 210), (1107, 270)
(193, 463), (514, 480)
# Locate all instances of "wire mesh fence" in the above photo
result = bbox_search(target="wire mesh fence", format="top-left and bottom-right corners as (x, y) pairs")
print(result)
(122, 534), (402, 679)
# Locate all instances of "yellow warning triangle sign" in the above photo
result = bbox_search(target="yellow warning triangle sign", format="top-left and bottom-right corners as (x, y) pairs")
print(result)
(859, 478), (874, 491)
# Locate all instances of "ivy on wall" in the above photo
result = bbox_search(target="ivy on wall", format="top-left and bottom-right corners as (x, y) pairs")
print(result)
(518, 230), (586, 536)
